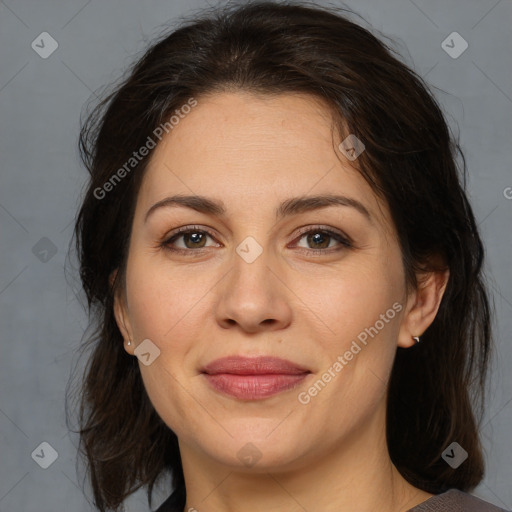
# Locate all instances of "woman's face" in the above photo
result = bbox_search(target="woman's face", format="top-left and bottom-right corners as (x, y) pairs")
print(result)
(114, 91), (417, 471)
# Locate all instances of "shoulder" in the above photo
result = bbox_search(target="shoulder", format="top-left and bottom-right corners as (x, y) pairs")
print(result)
(408, 489), (510, 512)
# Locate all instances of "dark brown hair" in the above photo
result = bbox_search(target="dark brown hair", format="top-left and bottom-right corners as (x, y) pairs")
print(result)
(69, 1), (492, 510)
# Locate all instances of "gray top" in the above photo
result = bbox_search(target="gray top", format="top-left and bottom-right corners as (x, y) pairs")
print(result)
(156, 488), (510, 511)
(407, 489), (509, 512)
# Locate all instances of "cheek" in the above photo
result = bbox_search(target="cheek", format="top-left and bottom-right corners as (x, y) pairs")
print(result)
(124, 254), (213, 342)
(295, 256), (401, 339)
(296, 253), (404, 399)
(125, 259), (211, 437)
(138, 362), (203, 445)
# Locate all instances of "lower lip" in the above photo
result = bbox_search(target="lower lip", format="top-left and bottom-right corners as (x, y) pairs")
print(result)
(203, 373), (309, 400)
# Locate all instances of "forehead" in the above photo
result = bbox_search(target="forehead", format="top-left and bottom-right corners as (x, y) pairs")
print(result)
(137, 91), (392, 232)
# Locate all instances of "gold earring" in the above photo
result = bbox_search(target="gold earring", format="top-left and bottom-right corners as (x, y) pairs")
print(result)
(412, 336), (420, 343)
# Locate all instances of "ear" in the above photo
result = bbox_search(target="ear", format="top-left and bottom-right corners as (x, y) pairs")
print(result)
(397, 266), (449, 348)
(111, 269), (136, 355)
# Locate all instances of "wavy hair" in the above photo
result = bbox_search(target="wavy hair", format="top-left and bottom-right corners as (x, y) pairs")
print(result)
(69, 2), (492, 510)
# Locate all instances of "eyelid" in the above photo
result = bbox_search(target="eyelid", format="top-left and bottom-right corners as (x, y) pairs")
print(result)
(161, 224), (353, 253)
(289, 225), (353, 250)
(163, 225), (220, 246)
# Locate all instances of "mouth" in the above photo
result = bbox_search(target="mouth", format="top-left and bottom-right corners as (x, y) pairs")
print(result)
(201, 356), (312, 400)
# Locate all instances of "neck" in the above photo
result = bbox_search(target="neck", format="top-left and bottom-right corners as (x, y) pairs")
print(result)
(179, 400), (432, 512)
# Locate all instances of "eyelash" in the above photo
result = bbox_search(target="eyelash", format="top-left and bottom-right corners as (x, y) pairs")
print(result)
(160, 225), (353, 255)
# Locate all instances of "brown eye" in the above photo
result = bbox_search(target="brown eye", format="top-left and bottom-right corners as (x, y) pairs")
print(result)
(306, 231), (332, 249)
(182, 232), (207, 248)
(294, 228), (352, 252)
(162, 228), (218, 252)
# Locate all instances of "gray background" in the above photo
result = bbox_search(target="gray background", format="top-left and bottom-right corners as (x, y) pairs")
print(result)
(0, 0), (511, 510)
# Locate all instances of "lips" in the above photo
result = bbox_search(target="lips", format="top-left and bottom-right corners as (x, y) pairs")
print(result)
(202, 355), (310, 375)
(201, 356), (311, 400)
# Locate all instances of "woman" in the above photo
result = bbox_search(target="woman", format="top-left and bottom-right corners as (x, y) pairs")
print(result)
(71, 2), (506, 511)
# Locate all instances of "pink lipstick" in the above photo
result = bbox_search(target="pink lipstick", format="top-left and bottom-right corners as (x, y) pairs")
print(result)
(201, 356), (311, 400)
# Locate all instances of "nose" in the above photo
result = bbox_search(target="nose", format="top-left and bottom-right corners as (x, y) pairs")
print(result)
(214, 247), (292, 334)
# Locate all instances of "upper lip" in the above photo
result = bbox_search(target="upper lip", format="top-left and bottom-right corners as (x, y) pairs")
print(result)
(201, 356), (311, 375)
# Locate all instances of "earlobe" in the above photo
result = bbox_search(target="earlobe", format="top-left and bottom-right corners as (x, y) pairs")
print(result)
(398, 268), (449, 348)
(111, 270), (135, 355)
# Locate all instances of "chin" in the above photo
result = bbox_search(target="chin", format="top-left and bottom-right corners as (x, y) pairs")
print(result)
(201, 429), (307, 471)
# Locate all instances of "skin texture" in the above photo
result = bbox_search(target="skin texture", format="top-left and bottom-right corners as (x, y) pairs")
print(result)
(114, 91), (448, 512)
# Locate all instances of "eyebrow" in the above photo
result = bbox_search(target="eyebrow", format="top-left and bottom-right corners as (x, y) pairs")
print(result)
(144, 194), (372, 223)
